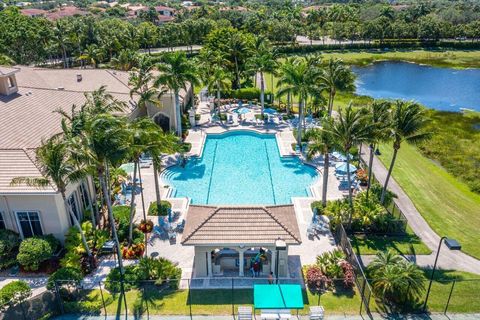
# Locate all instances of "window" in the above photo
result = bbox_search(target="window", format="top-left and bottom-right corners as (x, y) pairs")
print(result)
(0, 212), (5, 230)
(68, 192), (80, 225)
(16, 211), (43, 238)
(79, 183), (91, 210)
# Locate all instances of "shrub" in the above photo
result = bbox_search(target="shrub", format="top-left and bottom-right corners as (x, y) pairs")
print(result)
(64, 289), (113, 314)
(305, 265), (331, 293)
(42, 234), (61, 253)
(339, 260), (355, 289)
(112, 205), (130, 223)
(324, 199), (350, 229)
(17, 237), (53, 271)
(316, 249), (346, 279)
(148, 201), (172, 216)
(179, 142), (192, 153)
(0, 280), (32, 311)
(47, 267), (83, 291)
(0, 229), (20, 270)
(310, 201), (324, 215)
(122, 242), (145, 259)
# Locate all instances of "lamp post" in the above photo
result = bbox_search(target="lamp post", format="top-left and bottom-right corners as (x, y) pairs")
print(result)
(275, 238), (287, 284)
(423, 236), (461, 311)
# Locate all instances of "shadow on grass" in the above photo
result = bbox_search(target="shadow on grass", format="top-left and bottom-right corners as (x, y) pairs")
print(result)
(351, 232), (428, 257)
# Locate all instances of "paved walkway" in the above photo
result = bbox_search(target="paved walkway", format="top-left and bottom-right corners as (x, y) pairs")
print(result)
(359, 149), (480, 275)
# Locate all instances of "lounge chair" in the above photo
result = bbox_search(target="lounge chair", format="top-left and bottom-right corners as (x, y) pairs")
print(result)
(176, 219), (185, 232)
(309, 306), (324, 319)
(238, 306), (253, 320)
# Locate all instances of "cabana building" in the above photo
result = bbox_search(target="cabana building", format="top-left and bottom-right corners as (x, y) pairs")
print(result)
(181, 205), (302, 278)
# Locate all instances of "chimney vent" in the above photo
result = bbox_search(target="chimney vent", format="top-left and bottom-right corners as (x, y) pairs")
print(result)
(76, 74), (82, 82)
(57, 87), (64, 90)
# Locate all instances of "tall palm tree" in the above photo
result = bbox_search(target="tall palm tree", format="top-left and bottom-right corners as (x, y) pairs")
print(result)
(277, 57), (320, 150)
(326, 104), (371, 224)
(71, 114), (131, 274)
(204, 65), (230, 119)
(227, 32), (249, 89)
(247, 39), (278, 117)
(365, 101), (391, 200)
(155, 52), (199, 138)
(305, 123), (335, 207)
(11, 138), (92, 259)
(317, 58), (356, 116)
(381, 101), (429, 204)
(129, 57), (166, 117)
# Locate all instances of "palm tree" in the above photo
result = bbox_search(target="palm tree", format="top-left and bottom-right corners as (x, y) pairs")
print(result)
(317, 58), (356, 116)
(305, 123), (335, 207)
(155, 52), (199, 138)
(380, 101), (429, 204)
(227, 32), (249, 89)
(247, 39), (277, 117)
(71, 114), (131, 274)
(53, 20), (71, 68)
(365, 101), (391, 200)
(11, 138), (92, 259)
(326, 104), (371, 224)
(277, 57), (320, 150)
(204, 65), (230, 120)
(129, 57), (166, 117)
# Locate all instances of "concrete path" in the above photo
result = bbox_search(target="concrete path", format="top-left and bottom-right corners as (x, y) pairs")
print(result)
(359, 149), (480, 275)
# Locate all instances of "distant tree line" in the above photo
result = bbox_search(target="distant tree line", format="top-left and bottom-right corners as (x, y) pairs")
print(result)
(1, 0), (480, 65)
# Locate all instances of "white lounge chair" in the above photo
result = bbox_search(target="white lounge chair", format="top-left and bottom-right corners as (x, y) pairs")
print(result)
(309, 306), (324, 319)
(238, 306), (253, 320)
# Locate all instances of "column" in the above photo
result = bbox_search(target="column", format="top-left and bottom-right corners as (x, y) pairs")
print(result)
(239, 250), (244, 277)
(207, 250), (213, 277)
(270, 248), (277, 275)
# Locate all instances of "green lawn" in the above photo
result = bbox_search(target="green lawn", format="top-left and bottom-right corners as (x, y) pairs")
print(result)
(70, 286), (365, 316)
(350, 227), (431, 256)
(377, 142), (480, 259)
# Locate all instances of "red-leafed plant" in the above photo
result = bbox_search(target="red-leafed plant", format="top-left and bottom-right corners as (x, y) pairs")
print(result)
(306, 265), (332, 293)
(339, 260), (355, 288)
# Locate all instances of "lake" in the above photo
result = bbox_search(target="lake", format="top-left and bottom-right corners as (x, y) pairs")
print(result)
(352, 61), (480, 112)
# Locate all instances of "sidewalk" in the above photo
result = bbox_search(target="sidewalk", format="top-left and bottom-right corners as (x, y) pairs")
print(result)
(359, 149), (480, 275)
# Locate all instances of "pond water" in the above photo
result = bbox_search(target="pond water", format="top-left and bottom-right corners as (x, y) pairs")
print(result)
(352, 61), (480, 112)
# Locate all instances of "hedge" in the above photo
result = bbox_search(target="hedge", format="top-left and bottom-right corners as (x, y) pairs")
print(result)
(16, 237), (53, 271)
(0, 229), (20, 270)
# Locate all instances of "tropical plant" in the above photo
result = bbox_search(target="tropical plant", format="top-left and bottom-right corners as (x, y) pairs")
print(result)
(47, 267), (83, 291)
(17, 237), (53, 271)
(10, 137), (92, 259)
(305, 123), (335, 207)
(368, 250), (425, 306)
(203, 64), (230, 119)
(155, 52), (199, 137)
(0, 280), (31, 311)
(381, 101), (430, 204)
(325, 104), (371, 222)
(277, 57), (320, 149)
(316, 249), (346, 279)
(317, 58), (355, 116)
(0, 230), (20, 270)
(364, 101), (391, 200)
(305, 265), (332, 293)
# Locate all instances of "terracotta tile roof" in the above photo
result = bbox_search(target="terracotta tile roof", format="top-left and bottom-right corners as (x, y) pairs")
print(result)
(155, 5), (175, 12)
(181, 205), (301, 246)
(20, 8), (47, 16)
(0, 149), (56, 194)
(44, 6), (88, 20)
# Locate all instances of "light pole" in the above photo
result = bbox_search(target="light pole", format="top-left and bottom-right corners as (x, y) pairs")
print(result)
(275, 238), (287, 284)
(423, 236), (461, 311)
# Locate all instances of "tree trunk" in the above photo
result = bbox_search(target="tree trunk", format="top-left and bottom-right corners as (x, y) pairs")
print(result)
(287, 92), (291, 115)
(322, 151), (329, 206)
(128, 161), (138, 246)
(62, 193), (92, 257)
(346, 152), (354, 228)
(217, 84), (223, 124)
(175, 91), (182, 138)
(234, 56), (241, 89)
(260, 71), (265, 116)
(99, 169), (124, 274)
(381, 146), (398, 204)
(328, 89), (335, 116)
(153, 162), (162, 212)
(297, 98), (304, 151)
(137, 163), (147, 221)
(366, 144), (375, 201)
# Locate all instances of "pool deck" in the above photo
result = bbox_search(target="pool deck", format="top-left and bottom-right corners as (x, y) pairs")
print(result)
(137, 101), (346, 288)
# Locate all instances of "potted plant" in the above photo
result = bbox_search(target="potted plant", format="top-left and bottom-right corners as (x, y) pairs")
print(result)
(138, 219), (153, 234)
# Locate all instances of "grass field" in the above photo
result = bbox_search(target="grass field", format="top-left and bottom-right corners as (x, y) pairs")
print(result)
(377, 142), (480, 259)
(350, 226), (431, 256)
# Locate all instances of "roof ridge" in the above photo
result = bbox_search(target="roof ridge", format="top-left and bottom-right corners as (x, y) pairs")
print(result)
(262, 206), (301, 243)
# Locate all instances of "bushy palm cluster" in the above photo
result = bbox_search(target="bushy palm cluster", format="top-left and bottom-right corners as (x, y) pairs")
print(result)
(368, 250), (426, 308)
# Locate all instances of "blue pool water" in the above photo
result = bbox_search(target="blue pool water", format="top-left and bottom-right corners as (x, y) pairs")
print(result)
(162, 131), (318, 205)
(352, 61), (480, 111)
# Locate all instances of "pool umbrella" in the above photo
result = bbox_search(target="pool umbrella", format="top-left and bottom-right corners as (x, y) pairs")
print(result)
(335, 162), (357, 174)
(331, 151), (347, 161)
(236, 107), (251, 115)
(263, 108), (277, 114)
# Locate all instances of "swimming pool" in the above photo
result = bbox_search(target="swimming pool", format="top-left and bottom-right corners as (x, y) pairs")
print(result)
(161, 131), (318, 205)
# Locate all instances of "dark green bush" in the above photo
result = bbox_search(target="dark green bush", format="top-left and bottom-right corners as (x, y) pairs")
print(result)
(310, 201), (325, 214)
(0, 230), (20, 270)
(179, 142), (192, 153)
(17, 237), (53, 271)
(148, 201), (172, 216)
(47, 267), (83, 291)
(0, 280), (31, 311)
(42, 234), (61, 253)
